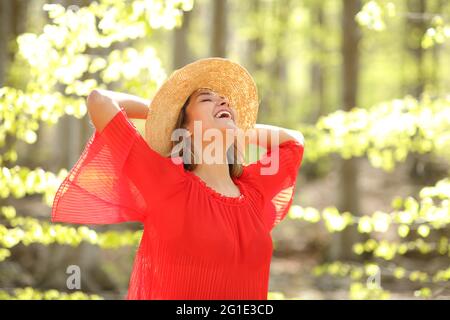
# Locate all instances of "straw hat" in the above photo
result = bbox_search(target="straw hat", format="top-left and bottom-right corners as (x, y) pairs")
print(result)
(144, 57), (260, 157)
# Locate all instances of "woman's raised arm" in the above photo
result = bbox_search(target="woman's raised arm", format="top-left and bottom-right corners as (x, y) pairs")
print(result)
(86, 89), (150, 133)
(245, 123), (305, 149)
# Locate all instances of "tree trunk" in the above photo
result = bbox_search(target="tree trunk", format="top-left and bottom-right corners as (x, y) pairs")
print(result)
(210, 0), (228, 57)
(309, 2), (326, 122)
(328, 0), (362, 261)
(173, 6), (193, 69)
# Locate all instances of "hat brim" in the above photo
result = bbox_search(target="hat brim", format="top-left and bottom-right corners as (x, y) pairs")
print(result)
(144, 57), (259, 157)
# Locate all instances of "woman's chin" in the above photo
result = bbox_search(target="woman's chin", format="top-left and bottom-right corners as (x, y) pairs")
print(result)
(202, 121), (239, 139)
(214, 118), (238, 130)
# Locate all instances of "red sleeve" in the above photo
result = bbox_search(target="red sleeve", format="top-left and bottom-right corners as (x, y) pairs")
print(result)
(243, 140), (305, 231)
(51, 106), (184, 225)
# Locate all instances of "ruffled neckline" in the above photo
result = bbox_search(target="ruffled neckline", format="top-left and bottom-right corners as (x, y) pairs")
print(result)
(185, 170), (248, 205)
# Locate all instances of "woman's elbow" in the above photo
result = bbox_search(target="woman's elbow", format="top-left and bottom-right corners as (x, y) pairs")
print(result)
(283, 129), (304, 146)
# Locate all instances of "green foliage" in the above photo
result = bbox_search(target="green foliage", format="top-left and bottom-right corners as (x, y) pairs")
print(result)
(0, 165), (64, 203)
(0, 0), (193, 151)
(289, 178), (450, 233)
(422, 15), (450, 48)
(0, 206), (142, 262)
(356, 1), (396, 31)
(301, 94), (450, 171)
(356, 0), (450, 49)
(314, 260), (450, 283)
(352, 237), (449, 260)
(267, 291), (286, 300)
(349, 282), (391, 300)
(0, 287), (103, 300)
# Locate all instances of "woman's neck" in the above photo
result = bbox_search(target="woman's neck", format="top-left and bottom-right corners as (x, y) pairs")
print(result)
(192, 162), (232, 185)
(191, 162), (242, 197)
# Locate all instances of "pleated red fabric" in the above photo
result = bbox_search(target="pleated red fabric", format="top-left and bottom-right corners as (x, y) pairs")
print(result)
(51, 106), (305, 300)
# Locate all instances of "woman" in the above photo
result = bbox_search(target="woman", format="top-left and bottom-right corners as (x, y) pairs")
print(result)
(51, 57), (305, 299)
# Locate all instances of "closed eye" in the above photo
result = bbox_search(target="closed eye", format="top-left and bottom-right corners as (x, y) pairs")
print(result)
(201, 99), (212, 102)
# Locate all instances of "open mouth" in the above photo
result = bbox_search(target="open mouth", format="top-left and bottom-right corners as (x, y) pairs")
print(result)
(214, 109), (234, 121)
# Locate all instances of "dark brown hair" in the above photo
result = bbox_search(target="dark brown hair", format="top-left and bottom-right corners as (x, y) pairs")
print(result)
(170, 90), (244, 178)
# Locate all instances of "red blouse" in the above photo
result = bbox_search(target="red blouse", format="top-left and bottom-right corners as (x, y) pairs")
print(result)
(51, 107), (305, 300)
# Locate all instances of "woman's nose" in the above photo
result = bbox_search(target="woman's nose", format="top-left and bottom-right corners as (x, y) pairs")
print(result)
(218, 95), (229, 106)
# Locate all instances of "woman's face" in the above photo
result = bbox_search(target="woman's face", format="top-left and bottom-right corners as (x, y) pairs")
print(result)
(185, 88), (238, 148)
